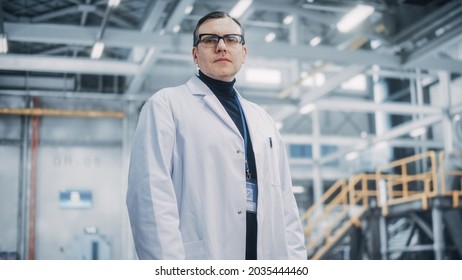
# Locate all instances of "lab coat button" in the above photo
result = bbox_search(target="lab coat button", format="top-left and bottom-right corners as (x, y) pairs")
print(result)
(238, 211), (242, 214)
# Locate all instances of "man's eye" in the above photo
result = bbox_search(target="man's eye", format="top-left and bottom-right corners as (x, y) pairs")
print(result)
(203, 37), (218, 43)
(225, 37), (239, 44)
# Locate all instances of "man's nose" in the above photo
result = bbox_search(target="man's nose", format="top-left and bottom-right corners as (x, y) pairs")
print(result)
(215, 38), (227, 52)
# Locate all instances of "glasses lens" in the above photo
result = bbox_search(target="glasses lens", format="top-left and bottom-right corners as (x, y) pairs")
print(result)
(223, 35), (242, 46)
(200, 35), (219, 47)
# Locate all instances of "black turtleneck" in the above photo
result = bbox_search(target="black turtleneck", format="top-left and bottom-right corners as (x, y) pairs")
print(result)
(197, 70), (258, 260)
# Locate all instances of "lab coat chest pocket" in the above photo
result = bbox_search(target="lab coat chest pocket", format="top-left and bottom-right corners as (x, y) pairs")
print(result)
(265, 134), (281, 186)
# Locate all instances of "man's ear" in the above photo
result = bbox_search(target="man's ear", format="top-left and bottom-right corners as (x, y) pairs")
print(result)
(192, 47), (198, 64)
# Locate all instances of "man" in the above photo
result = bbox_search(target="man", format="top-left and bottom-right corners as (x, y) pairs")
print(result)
(126, 11), (307, 260)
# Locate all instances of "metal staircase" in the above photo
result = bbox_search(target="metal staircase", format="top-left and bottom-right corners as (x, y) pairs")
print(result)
(301, 150), (462, 260)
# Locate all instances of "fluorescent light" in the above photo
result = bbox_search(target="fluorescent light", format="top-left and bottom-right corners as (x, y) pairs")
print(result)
(283, 15), (294, 25)
(0, 34), (8, 53)
(91, 41), (104, 59)
(299, 103), (316, 115)
(245, 68), (281, 85)
(108, 0), (121, 8)
(337, 5), (375, 33)
(410, 127), (426, 138)
(309, 36), (322, 46)
(265, 32), (276, 43)
(370, 39), (381, 49)
(172, 25), (181, 33)
(230, 0), (253, 18)
(345, 151), (358, 161)
(184, 5), (193, 15)
(341, 74), (367, 91)
(435, 27), (445, 37)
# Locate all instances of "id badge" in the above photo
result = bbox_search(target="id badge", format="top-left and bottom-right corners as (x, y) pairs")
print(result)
(246, 181), (258, 213)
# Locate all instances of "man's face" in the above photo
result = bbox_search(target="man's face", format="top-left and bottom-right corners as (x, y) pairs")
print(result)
(192, 17), (247, 82)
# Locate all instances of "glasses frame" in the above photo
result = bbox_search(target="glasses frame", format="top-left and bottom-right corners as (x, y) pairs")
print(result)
(195, 33), (245, 48)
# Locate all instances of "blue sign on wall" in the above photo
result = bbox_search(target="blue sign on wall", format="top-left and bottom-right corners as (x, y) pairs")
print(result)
(59, 190), (92, 209)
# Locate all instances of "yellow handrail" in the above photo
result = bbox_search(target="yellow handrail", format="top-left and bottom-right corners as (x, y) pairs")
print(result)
(302, 150), (462, 259)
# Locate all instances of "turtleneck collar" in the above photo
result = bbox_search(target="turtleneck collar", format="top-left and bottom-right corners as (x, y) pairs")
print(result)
(197, 70), (236, 98)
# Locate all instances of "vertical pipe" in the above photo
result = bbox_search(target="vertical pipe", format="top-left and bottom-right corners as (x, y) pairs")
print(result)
(311, 109), (323, 205)
(121, 100), (132, 259)
(27, 97), (40, 260)
(432, 206), (445, 260)
(379, 215), (388, 259)
(438, 71), (453, 153)
(18, 96), (31, 259)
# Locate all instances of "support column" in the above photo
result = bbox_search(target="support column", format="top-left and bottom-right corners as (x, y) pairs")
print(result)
(312, 109), (323, 204)
(438, 71), (454, 153)
(432, 206), (445, 260)
(379, 215), (388, 259)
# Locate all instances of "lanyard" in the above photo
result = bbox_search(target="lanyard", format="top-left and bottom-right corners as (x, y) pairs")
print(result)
(234, 94), (251, 180)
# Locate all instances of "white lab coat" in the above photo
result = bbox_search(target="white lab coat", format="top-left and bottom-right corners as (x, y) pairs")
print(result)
(126, 75), (307, 260)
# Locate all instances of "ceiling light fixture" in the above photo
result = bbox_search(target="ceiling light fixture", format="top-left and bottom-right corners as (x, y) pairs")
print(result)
(230, 0), (253, 18)
(299, 103), (316, 115)
(309, 36), (322, 46)
(184, 5), (193, 15)
(265, 32), (276, 43)
(283, 15), (294, 25)
(108, 0), (121, 8)
(337, 4), (375, 33)
(345, 151), (358, 161)
(91, 41), (105, 59)
(172, 25), (181, 33)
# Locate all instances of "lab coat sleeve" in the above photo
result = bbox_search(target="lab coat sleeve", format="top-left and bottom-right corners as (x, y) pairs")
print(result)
(277, 129), (308, 260)
(126, 92), (185, 259)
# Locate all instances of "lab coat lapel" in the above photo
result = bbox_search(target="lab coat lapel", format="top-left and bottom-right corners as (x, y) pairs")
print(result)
(187, 76), (242, 138)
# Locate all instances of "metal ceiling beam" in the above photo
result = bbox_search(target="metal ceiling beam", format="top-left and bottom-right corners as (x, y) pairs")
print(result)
(5, 22), (172, 48)
(31, 5), (95, 22)
(245, 41), (401, 68)
(300, 65), (368, 106)
(272, 65), (368, 122)
(0, 76), (75, 90)
(391, 1), (462, 45)
(163, 0), (195, 32)
(125, 0), (177, 94)
(0, 89), (149, 101)
(314, 98), (443, 115)
(320, 114), (444, 164)
(126, 48), (160, 94)
(93, 7), (134, 29)
(404, 22), (462, 66)
(139, 0), (169, 32)
(0, 54), (140, 75)
(251, 1), (339, 26)
(282, 134), (444, 149)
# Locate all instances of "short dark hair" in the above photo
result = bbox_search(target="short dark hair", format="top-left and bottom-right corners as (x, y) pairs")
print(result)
(193, 11), (245, 46)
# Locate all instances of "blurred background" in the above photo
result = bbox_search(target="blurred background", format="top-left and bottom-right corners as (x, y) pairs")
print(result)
(0, 0), (461, 260)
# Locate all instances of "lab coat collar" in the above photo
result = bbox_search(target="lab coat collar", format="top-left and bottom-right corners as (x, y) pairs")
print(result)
(186, 75), (242, 139)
